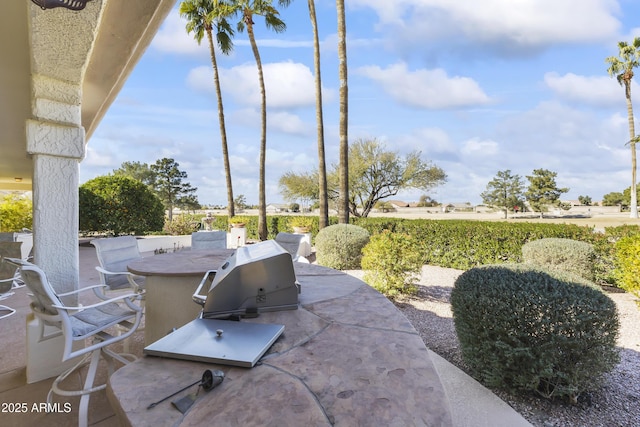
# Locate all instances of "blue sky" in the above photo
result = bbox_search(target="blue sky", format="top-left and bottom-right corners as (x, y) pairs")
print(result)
(81, 0), (640, 206)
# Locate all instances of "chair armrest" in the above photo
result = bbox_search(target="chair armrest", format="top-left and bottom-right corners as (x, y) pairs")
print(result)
(95, 266), (144, 293)
(57, 285), (108, 297)
(95, 266), (134, 276)
(51, 292), (142, 313)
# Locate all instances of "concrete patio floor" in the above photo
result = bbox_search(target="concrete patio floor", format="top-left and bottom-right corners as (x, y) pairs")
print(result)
(0, 242), (531, 427)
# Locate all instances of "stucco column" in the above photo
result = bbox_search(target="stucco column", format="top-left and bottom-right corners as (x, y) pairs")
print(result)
(26, 76), (84, 299)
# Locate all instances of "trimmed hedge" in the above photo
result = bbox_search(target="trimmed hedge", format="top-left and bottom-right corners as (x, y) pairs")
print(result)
(614, 234), (640, 296)
(315, 224), (370, 270)
(522, 238), (596, 281)
(451, 264), (620, 402)
(361, 230), (423, 297)
(196, 216), (639, 287)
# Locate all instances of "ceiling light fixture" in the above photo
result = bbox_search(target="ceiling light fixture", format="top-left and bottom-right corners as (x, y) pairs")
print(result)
(31, 0), (92, 11)
(14, 178), (23, 182)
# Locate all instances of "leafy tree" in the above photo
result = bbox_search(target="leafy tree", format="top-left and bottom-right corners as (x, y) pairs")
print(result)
(220, 0), (292, 240)
(79, 175), (164, 235)
(602, 191), (625, 207)
(113, 161), (156, 189)
(177, 194), (201, 212)
(336, 0), (349, 224)
(578, 195), (592, 206)
(0, 194), (32, 232)
(606, 37), (640, 218)
(622, 185), (640, 210)
(180, 0), (236, 218)
(279, 138), (447, 218)
(234, 194), (247, 211)
(278, 171), (319, 205)
(340, 139), (446, 217)
(308, 0), (328, 229)
(150, 158), (198, 222)
(480, 170), (525, 219)
(525, 169), (569, 218)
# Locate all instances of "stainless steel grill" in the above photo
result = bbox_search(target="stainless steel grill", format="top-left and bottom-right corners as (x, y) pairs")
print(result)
(144, 240), (298, 367)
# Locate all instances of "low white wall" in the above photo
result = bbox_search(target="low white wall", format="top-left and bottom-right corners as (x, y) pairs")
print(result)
(136, 235), (192, 253)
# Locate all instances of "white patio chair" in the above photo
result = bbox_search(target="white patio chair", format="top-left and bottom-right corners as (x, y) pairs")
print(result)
(0, 242), (23, 319)
(191, 231), (227, 250)
(275, 232), (309, 263)
(90, 236), (145, 300)
(6, 258), (143, 427)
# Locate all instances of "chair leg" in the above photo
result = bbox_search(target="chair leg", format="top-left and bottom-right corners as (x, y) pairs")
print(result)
(48, 346), (135, 427)
(78, 350), (101, 427)
(0, 305), (16, 319)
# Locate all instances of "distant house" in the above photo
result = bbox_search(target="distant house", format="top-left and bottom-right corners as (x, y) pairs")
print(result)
(266, 204), (289, 213)
(444, 203), (474, 213)
(387, 200), (409, 208)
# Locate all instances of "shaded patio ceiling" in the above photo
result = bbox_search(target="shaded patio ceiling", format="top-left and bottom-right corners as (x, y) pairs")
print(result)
(0, 0), (177, 192)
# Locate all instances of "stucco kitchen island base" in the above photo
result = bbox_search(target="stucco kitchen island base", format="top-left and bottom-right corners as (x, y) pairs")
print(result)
(108, 263), (453, 426)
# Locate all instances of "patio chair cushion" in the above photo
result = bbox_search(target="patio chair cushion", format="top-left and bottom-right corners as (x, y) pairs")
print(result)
(71, 303), (138, 338)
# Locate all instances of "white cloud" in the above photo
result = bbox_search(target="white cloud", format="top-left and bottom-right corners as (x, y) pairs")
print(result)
(268, 111), (312, 136)
(544, 72), (630, 107)
(151, 10), (209, 56)
(187, 61), (334, 109)
(461, 138), (499, 157)
(357, 62), (491, 109)
(350, 0), (622, 56)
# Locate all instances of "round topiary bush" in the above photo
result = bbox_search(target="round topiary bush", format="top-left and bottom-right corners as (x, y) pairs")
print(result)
(522, 238), (596, 281)
(80, 175), (165, 235)
(315, 224), (370, 270)
(450, 264), (619, 402)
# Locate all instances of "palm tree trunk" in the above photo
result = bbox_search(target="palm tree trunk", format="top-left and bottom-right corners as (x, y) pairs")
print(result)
(206, 29), (235, 218)
(308, 0), (328, 229)
(246, 15), (268, 240)
(336, 0), (349, 224)
(626, 83), (638, 218)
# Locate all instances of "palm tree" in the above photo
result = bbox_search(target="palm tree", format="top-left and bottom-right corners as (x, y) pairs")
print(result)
(336, 0), (349, 224)
(606, 37), (640, 219)
(180, 0), (236, 217)
(307, 0), (328, 229)
(221, 0), (292, 240)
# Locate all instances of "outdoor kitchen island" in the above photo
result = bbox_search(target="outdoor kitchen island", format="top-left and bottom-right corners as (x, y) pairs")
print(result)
(108, 262), (453, 426)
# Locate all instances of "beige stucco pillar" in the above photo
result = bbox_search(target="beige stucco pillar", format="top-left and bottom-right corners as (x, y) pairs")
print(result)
(26, 76), (85, 296)
(26, 3), (104, 297)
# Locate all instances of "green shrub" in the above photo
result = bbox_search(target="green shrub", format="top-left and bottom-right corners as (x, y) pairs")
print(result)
(593, 225), (640, 286)
(79, 175), (165, 235)
(361, 230), (422, 297)
(450, 264), (619, 402)
(315, 224), (370, 270)
(0, 194), (32, 232)
(614, 234), (640, 296)
(163, 214), (200, 235)
(522, 238), (596, 281)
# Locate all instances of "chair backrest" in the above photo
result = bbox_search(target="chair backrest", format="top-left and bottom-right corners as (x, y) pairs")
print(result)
(91, 236), (142, 289)
(0, 242), (22, 293)
(191, 231), (227, 250)
(274, 232), (304, 257)
(15, 261), (61, 318)
(0, 232), (16, 242)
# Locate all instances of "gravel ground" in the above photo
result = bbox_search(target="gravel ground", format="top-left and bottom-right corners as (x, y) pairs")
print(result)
(346, 266), (640, 427)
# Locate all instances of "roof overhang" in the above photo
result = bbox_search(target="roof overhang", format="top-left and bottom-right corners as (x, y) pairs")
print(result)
(0, 0), (177, 192)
